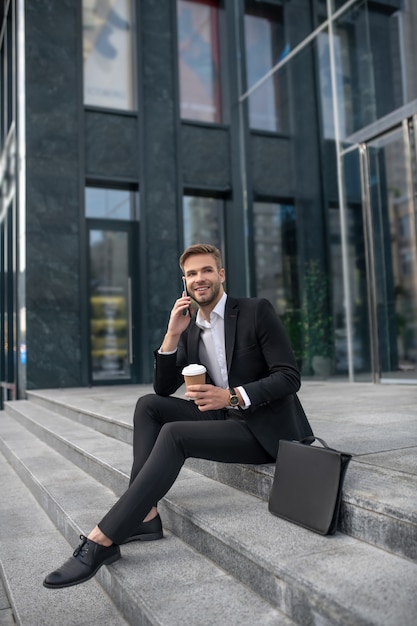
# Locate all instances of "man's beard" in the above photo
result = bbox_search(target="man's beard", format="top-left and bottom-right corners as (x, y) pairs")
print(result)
(193, 282), (221, 308)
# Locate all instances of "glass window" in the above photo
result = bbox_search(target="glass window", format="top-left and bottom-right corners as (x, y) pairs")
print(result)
(0, 43), (4, 148)
(85, 187), (139, 220)
(399, 214), (410, 240)
(89, 228), (131, 381)
(317, 30), (341, 140)
(244, 3), (287, 132)
(332, 0), (353, 11)
(253, 202), (298, 312)
(331, 1), (417, 139)
(400, 249), (413, 277)
(6, 9), (13, 130)
(82, 0), (135, 110)
(183, 196), (224, 249)
(367, 128), (417, 379)
(253, 202), (301, 363)
(177, 0), (223, 123)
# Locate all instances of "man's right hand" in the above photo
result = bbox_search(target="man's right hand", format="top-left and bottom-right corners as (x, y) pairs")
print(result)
(160, 295), (193, 352)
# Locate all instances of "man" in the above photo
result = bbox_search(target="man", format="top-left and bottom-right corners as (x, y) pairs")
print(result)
(44, 243), (313, 589)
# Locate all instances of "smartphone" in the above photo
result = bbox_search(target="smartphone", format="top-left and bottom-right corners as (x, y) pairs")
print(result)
(182, 277), (191, 316)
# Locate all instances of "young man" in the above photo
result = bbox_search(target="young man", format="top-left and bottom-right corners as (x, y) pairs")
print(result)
(44, 243), (313, 589)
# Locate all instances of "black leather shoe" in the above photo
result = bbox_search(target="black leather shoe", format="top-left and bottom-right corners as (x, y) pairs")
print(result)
(43, 535), (120, 589)
(119, 513), (163, 545)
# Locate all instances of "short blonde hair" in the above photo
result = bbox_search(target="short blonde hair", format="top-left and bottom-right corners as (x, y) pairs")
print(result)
(179, 243), (223, 272)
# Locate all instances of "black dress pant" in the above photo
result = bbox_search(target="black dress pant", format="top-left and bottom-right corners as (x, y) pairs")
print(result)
(98, 394), (273, 544)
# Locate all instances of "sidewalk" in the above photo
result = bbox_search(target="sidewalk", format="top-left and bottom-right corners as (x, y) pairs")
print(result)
(27, 379), (417, 457)
(0, 584), (14, 626)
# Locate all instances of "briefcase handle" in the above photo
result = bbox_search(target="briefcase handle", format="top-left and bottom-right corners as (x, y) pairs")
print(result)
(299, 436), (352, 458)
(300, 435), (329, 448)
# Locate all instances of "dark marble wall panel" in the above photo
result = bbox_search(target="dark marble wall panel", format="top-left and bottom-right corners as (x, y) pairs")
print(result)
(181, 124), (230, 190)
(250, 134), (293, 198)
(26, 311), (82, 388)
(25, 0), (82, 389)
(26, 158), (79, 234)
(139, 0), (182, 380)
(25, 4), (79, 164)
(85, 112), (139, 180)
(25, 232), (80, 310)
(284, 4), (326, 267)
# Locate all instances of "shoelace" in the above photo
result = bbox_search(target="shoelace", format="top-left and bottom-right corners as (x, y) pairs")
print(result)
(73, 535), (89, 558)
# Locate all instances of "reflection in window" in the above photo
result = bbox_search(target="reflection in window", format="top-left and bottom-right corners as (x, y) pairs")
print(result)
(317, 31), (347, 140)
(331, 4), (376, 136)
(89, 230), (130, 381)
(85, 187), (139, 220)
(400, 249), (413, 277)
(332, 0), (352, 11)
(399, 214), (410, 240)
(329, 2), (417, 138)
(329, 196), (370, 377)
(183, 196), (223, 249)
(177, 0), (223, 123)
(244, 4), (287, 132)
(82, 0), (135, 110)
(253, 203), (299, 346)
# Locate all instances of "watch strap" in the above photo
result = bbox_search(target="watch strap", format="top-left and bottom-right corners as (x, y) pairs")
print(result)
(228, 387), (239, 406)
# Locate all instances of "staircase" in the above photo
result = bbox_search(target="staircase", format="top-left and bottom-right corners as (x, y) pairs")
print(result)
(0, 383), (416, 625)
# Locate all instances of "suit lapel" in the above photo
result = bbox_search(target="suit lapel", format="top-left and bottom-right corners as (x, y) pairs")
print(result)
(225, 297), (239, 373)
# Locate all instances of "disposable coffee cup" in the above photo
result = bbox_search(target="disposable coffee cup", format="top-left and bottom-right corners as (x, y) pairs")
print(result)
(182, 364), (207, 388)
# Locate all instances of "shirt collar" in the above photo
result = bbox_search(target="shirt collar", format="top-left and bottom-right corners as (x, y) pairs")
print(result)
(196, 292), (227, 328)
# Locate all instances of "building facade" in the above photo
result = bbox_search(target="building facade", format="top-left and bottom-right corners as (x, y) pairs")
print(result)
(1, 0), (417, 403)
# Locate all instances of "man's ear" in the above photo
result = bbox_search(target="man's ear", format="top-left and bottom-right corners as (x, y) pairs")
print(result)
(219, 268), (226, 283)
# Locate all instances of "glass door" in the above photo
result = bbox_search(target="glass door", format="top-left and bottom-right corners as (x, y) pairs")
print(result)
(365, 120), (417, 382)
(87, 221), (138, 383)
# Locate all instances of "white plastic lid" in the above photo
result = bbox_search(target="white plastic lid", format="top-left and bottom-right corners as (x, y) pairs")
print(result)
(181, 364), (207, 376)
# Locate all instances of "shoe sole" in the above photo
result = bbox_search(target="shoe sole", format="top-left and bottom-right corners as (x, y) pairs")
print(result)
(119, 530), (163, 545)
(42, 552), (121, 589)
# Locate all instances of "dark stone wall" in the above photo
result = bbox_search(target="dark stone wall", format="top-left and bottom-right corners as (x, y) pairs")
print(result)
(25, 0), (82, 388)
(181, 124), (230, 190)
(250, 134), (293, 198)
(85, 111), (138, 180)
(286, 2), (326, 269)
(138, 0), (182, 380)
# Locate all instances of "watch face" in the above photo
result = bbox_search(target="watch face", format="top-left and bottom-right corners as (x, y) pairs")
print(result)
(230, 395), (239, 406)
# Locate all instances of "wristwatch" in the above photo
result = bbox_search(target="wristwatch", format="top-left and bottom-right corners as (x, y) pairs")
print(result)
(228, 387), (240, 406)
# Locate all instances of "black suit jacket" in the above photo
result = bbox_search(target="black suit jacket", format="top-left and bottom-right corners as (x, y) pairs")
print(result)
(154, 296), (313, 458)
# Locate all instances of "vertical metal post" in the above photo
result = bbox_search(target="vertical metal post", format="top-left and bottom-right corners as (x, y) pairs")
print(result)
(405, 117), (417, 347)
(359, 143), (380, 383)
(17, 0), (26, 398)
(326, 0), (354, 381)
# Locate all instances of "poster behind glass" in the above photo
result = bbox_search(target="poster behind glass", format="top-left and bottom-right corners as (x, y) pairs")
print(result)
(83, 0), (135, 110)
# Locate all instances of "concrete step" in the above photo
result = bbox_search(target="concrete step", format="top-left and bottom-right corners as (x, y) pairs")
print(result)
(0, 451), (129, 626)
(0, 413), (293, 626)
(26, 388), (139, 445)
(25, 390), (417, 563)
(5, 399), (131, 497)
(2, 403), (417, 625)
(186, 456), (417, 564)
(159, 470), (417, 626)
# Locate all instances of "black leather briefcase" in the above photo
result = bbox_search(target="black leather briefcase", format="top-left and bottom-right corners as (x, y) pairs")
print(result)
(268, 437), (352, 535)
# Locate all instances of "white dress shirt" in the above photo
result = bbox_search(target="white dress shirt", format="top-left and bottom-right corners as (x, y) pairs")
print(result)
(160, 293), (250, 408)
(195, 293), (250, 409)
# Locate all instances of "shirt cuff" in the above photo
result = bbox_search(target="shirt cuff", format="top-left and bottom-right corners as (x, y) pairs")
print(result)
(236, 386), (251, 409)
(158, 348), (177, 355)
